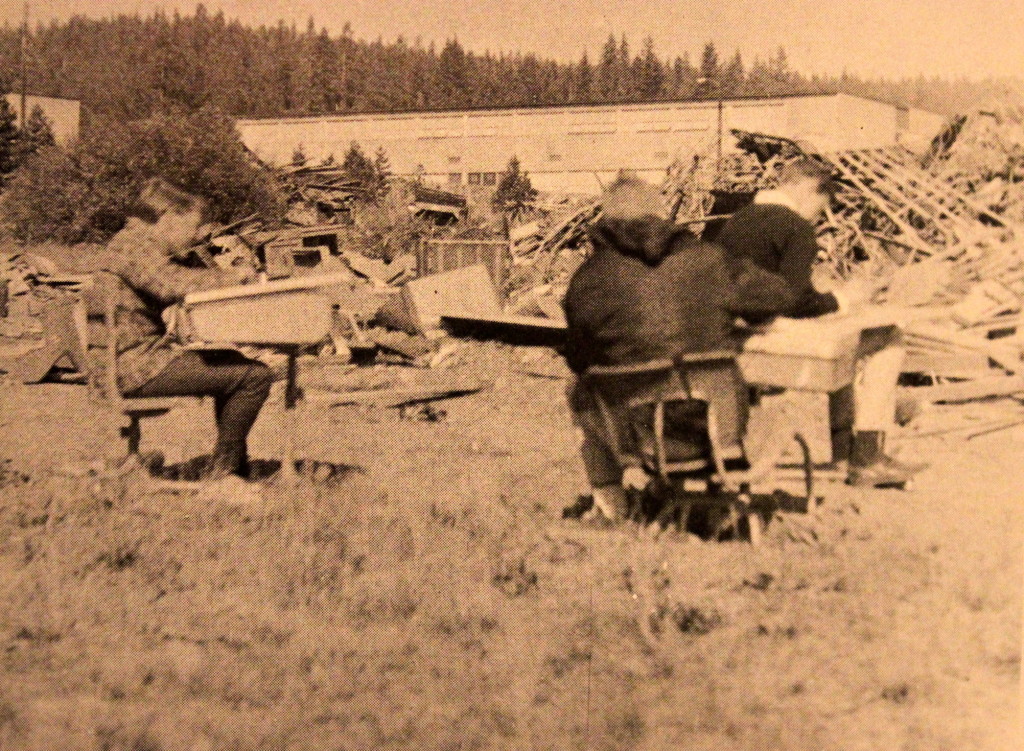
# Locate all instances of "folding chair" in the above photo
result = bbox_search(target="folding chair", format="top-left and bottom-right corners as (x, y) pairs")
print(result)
(583, 351), (814, 544)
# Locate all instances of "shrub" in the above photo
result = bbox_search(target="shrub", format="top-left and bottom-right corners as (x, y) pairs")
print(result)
(0, 105), (286, 244)
(492, 156), (537, 219)
(341, 141), (391, 202)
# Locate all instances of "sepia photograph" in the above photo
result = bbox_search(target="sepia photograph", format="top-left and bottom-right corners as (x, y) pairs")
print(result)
(0, 1), (1020, 748)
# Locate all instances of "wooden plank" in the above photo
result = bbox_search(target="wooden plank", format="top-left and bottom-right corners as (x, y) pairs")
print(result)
(905, 322), (1021, 371)
(852, 150), (974, 242)
(305, 381), (489, 408)
(827, 154), (933, 256)
(900, 376), (1024, 403)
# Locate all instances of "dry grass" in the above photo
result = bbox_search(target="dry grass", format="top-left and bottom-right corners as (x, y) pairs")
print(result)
(0, 342), (1019, 750)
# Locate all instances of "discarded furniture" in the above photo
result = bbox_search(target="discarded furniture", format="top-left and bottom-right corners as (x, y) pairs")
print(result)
(10, 294), (90, 384)
(391, 263), (567, 342)
(583, 351), (815, 543)
(183, 273), (339, 484)
(416, 238), (511, 293)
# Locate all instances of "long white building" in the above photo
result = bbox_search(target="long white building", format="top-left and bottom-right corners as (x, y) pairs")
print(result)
(237, 93), (946, 194)
(5, 93), (80, 146)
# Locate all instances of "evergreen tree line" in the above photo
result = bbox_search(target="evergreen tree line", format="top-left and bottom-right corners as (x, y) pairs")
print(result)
(0, 4), (1014, 126)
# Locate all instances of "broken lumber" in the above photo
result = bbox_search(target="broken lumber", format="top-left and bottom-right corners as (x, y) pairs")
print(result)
(900, 375), (1024, 403)
(305, 380), (490, 408)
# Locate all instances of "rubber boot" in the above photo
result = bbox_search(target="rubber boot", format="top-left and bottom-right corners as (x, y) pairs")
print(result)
(846, 431), (928, 488)
(591, 484), (629, 522)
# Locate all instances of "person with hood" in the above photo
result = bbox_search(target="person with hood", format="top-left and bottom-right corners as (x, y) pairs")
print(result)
(562, 174), (795, 522)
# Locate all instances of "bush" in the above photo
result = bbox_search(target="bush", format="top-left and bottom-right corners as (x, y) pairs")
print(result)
(341, 141), (391, 202)
(0, 145), (94, 243)
(492, 156), (537, 220)
(0, 106), (286, 244)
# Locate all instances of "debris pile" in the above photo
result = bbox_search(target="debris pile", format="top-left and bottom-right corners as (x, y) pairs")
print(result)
(8, 100), (1024, 420)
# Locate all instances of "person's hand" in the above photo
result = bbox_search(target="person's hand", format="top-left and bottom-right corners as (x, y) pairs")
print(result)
(832, 276), (876, 311)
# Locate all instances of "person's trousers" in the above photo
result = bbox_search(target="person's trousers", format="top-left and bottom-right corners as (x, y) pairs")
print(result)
(852, 326), (904, 431)
(125, 349), (274, 477)
(829, 325), (905, 455)
(567, 379), (628, 489)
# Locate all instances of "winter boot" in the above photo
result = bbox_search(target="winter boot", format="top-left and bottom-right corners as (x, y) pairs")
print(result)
(846, 430), (929, 488)
(591, 484), (629, 522)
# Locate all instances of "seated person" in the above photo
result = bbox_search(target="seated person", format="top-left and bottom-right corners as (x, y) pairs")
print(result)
(562, 174), (795, 522)
(717, 157), (927, 487)
(93, 178), (273, 502)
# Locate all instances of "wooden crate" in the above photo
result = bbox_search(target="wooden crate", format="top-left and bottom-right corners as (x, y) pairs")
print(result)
(417, 239), (510, 293)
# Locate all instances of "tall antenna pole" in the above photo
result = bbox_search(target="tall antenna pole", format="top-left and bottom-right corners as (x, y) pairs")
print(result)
(19, 0), (29, 129)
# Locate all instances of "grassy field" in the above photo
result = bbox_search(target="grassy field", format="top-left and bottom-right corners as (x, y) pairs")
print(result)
(0, 341), (1019, 750)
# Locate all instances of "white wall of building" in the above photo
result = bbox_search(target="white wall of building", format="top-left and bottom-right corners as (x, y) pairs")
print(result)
(5, 93), (81, 146)
(237, 95), (945, 195)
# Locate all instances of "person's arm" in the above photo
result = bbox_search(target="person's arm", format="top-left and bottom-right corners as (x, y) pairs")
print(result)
(104, 214), (257, 308)
(723, 256), (796, 321)
(562, 282), (594, 375)
(107, 249), (254, 308)
(776, 215), (839, 318)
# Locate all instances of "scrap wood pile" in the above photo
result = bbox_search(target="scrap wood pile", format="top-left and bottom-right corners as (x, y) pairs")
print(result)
(730, 128), (1024, 406)
(278, 163), (369, 226)
(504, 137), (751, 308)
(504, 196), (597, 311)
(923, 94), (1024, 223)
(0, 249), (93, 338)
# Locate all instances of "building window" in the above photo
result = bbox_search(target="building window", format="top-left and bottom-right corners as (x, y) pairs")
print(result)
(448, 173), (462, 185)
(549, 153), (562, 162)
(482, 172), (497, 186)
(448, 155), (461, 164)
(468, 172), (482, 185)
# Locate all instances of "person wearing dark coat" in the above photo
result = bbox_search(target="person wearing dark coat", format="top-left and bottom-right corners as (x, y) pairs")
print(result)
(562, 174), (794, 521)
(717, 158), (927, 487)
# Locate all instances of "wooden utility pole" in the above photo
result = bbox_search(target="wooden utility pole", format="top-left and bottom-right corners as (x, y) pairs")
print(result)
(19, 0), (29, 129)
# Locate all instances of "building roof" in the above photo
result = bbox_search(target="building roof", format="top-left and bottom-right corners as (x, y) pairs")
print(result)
(237, 90), (938, 127)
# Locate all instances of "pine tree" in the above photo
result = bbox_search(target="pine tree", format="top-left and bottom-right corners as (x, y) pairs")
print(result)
(14, 104), (56, 164)
(575, 51), (593, 103)
(617, 35), (632, 100)
(0, 94), (20, 176)
(697, 42), (719, 98)
(770, 47), (789, 84)
(342, 141), (375, 183)
(437, 39), (469, 108)
(722, 51), (745, 97)
(598, 34), (618, 101)
(638, 38), (664, 100)
(492, 156), (537, 219)
(372, 146), (392, 199)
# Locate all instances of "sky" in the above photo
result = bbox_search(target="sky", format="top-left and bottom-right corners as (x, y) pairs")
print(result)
(2, 0), (1022, 80)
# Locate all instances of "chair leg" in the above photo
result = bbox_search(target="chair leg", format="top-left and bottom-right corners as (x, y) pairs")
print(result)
(121, 416), (143, 456)
(745, 509), (763, 546)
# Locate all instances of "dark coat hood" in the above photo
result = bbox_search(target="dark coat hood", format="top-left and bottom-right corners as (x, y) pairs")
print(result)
(587, 216), (691, 265)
